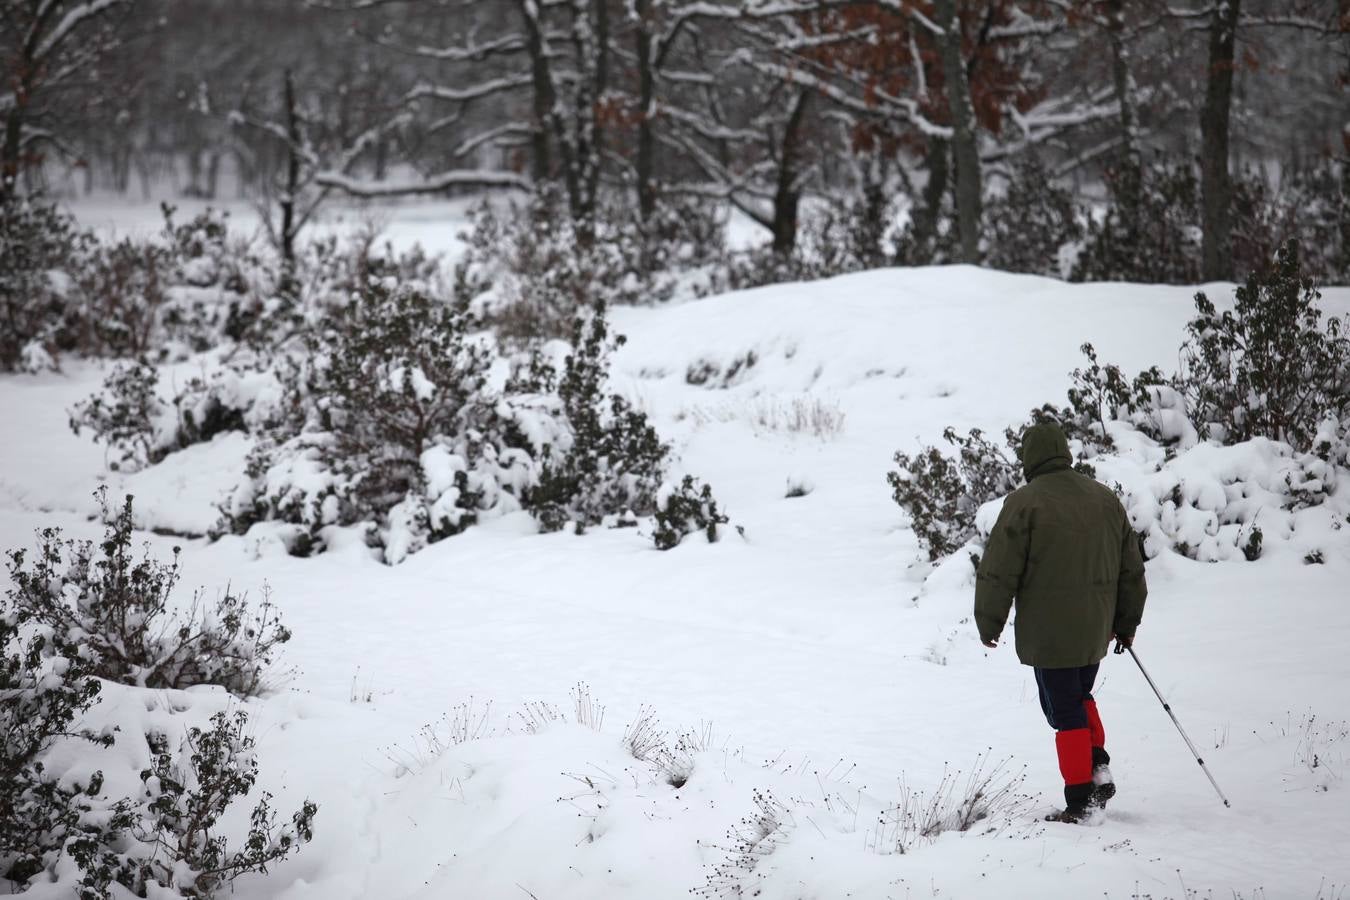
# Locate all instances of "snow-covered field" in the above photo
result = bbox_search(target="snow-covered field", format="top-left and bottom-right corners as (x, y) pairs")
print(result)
(4, 225), (1350, 898)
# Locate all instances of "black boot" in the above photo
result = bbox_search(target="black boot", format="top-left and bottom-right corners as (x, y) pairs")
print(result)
(1045, 782), (1096, 824)
(1091, 746), (1116, 807)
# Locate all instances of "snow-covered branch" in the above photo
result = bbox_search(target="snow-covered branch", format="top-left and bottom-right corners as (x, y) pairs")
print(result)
(314, 168), (530, 196)
(33, 0), (127, 63)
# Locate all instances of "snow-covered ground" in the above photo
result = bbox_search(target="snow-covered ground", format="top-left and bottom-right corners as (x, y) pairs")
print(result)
(4, 245), (1350, 898)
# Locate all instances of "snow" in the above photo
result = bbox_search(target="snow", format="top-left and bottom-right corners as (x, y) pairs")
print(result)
(4, 258), (1350, 898)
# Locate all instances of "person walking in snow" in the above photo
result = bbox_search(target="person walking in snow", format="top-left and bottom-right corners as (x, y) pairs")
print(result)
(974, 421), (1148, 824)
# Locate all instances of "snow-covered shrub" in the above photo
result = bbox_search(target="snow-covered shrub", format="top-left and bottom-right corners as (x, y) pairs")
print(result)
(749, 185), (903, 282)
(456, 189), (673, 344)
(983, 155), (1083, 278)
(56, 206), (268, 364)
(5, 492), (291, 695)
(220, 278), (531, 562)
(219, 291), (672, 558)
(71, 238), (172, 360)
(1113, 436), (1341, 562)
(1242, 526), (1264, 561)
(888, 428), (1022, 560)
(653, 476), (729, 550)
(70, 359), (282, 473)
(105, 710), (317, 899)
(1281, 157), (1348, 284)
(526, 303), (668, 533)
(1018, 343), (1173, 454)
(306, 279), (503, 557)
(0, 609), (119, 889)
(905, 247), (1350, 565)
(0, 195), (96, 371)
(1228, 158), (1348, 285)
(638, 193), (726, 274)
(703, 241), (839, 294)
(172, 362), (285, 449)
(1181, 240), (1350, 450)
(69, 361), (166, 471)
(832, 176), (902, 271)
(1312, 415), (1350, 468)
(1072, 155), (1202, 284)
(892, 185), (961, 268)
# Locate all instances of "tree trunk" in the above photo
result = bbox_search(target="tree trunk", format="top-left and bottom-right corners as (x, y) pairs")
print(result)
(577, 0), (610, 235)
(771, 90), (811, 257)
(933, 0), (982, 264)
(635, 0), (656, 224)
(206, 152), (220, 200)
(1105, 0), (1142, 234)
(2, 107), (24, 202)
(518, 0), (558, 186)
(281, 69), (301, 269)
(1200, 0), (1240, 281)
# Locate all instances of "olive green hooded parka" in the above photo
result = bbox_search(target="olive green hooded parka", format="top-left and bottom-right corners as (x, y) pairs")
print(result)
(974, 423), (1148, 668)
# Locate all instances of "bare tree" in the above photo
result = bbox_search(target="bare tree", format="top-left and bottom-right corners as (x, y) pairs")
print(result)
(1, 0), (135, 199)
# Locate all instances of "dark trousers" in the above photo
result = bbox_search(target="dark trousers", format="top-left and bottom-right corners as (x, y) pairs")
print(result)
(1034, 663), (1099, 732)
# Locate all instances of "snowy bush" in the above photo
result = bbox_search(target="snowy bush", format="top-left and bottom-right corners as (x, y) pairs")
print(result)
(828, 177), (903, 272)
(637, 193), (727, 275)
(1072, 155), (1202, 284)
(71, 237), (172, 360)
(456, 189), (673, 344)
(3, 199), (281, 371)
(1280, 157), (1348, 284)
(217, 288), (671, 559)
(903, 242), (1350, 565)
(1110, 437), (1340, 562)
(5, 492), (291, 695)
(106, 710), (317, 899)
(1016, 343), (1173, 454)
(68, 361), (166, 471)
(525, 303), (668, 533)
(653, 476), (729, 550)
(172, 363), (285, 449)
(1312, 415), (1350, 469)
(983, 155), (1083, 278)
(76, 206), (279, 362)
(1180, 240), (1350, 450)
(219, 278), (534, 563)
(888, 428), (1022, 560)
(157, 206), (271, 353)
(1228, 158), (1349, 285)
(703, 236), (847, 294)
(0, 609), (118, 889)
(0, 195), (96, 372)
(70, 357), (282, 474)
(891, 185), (960, 268)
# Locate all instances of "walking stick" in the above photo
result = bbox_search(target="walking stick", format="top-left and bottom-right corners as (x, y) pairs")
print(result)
(1115, 642), (1232, 808)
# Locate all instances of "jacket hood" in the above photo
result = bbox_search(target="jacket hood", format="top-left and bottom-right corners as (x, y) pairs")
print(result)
(1021, 422), (1072, 480)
